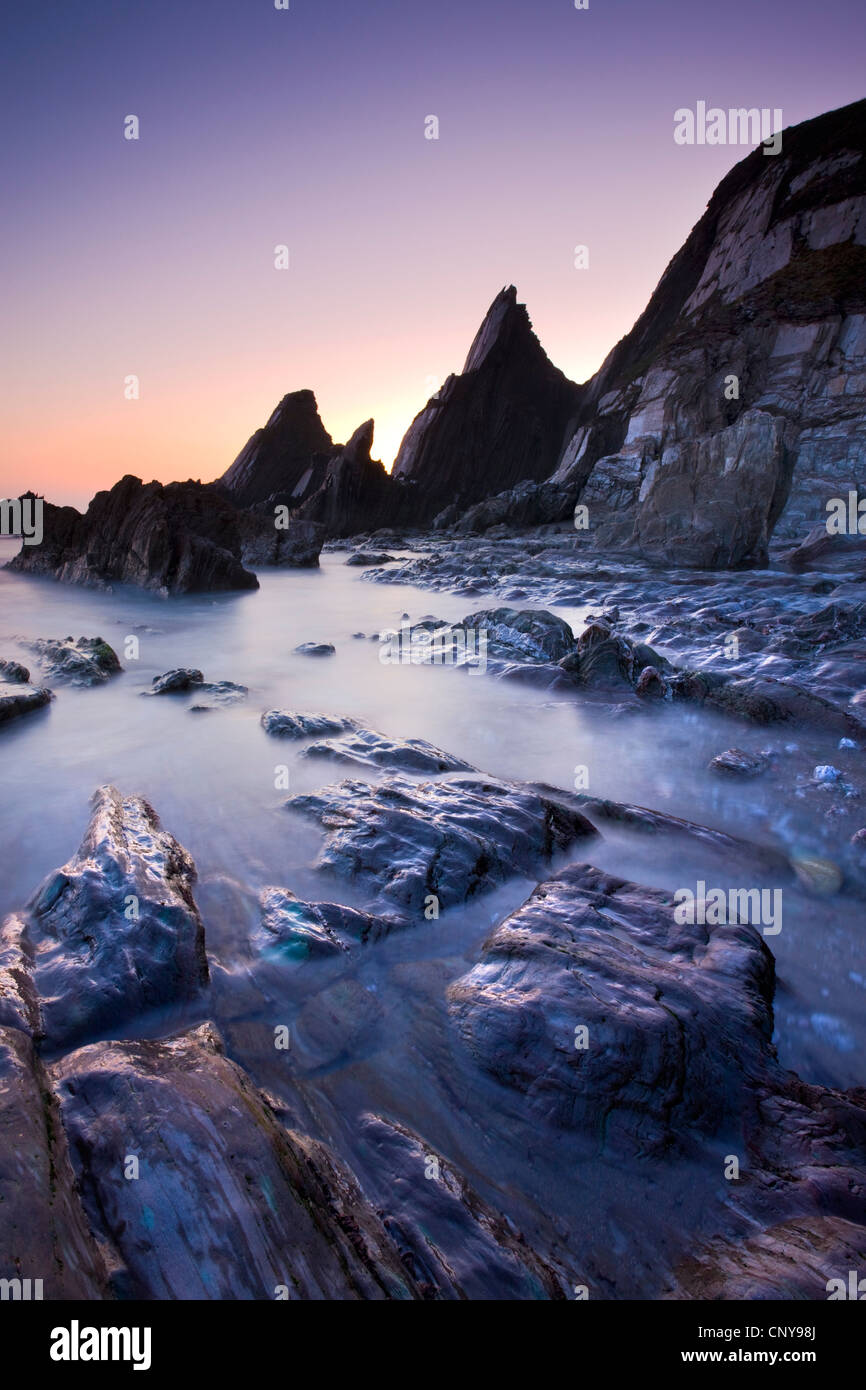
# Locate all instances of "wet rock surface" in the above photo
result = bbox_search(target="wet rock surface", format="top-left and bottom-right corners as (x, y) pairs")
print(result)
(0, 680), (52, 725)
(447, 862), (776, 1149)
(300, 726), (475, 773)
(287, 775), (598, 920)
(1, 786), (208, 1050)
(50, 1024), (415, 1300)
(26, 635), (122, 686)
(261, 710), (357, 739)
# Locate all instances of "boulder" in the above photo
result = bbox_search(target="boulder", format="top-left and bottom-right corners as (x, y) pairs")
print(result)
(260, 710), (357, 739)
(26, 636), (121, 686)
(0, 787), (208, 1049)
(287, 774), (598, 920)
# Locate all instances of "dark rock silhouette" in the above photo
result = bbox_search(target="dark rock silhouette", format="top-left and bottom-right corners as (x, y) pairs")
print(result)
(8, 476), (259, 593)
(217, 389), (334, 509)
(392, 286), (582, 517)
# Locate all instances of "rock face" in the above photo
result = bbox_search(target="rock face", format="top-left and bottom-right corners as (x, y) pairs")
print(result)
(236, 513), (325, 567)
(0, 1026), (109, 1297)
(447, 861), (866, 1296)
(8, 476), (259, 593)
(392, 286), (581, 518)
(291, 420), (417, 538)
(287, 775), (598, 920)
(453, 102), (866, 565)
(217, 389), (335, 509)
(50, 1024), (416, 1300)
(448, 863), (775, 1150)
(0, 787), (208, 1049)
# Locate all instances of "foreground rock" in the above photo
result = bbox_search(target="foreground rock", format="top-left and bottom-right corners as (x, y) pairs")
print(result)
(257, 887), (395, 958)
(354, 1113), (567, 1299)
(0, 680), (52, 726)
(447, 861), (866, 1295)
(293, 641), (335, 657)
(0, 787), (208, 1049)
(301, 727), (475, 773)
(8, 476), (259, 593)
(458, 606), (576, 664)
(0, 1027), (109, 1298)
(148, 667), (204, 694)
(50, 1021), (565, 1299)
(708, 747), (771, 778)
(448, 863), (775, 1149)
(51, 1023), (412, 1299)
(146, 669), (247, 705)
(26, 636), (121, 686)
(0, 660), (30, 683)
(288, 775), (598, 919)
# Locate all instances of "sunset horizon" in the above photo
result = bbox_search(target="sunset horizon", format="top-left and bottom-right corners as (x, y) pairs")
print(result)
(3, 0), (864, 509)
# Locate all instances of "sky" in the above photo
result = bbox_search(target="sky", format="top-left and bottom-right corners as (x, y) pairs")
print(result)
(1, 0), (864, 509)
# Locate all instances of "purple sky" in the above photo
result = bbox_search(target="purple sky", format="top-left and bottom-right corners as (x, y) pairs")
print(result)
(2, 0), (864, 507)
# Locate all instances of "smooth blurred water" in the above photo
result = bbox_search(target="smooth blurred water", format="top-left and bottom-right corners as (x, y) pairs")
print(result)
(1, 537), (864, 1095)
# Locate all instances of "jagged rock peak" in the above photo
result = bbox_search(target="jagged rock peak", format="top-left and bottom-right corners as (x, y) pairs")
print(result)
(263, 389), (332, 439)
(218, 389), (334, 508)
(343, 419), (375, 462)
(462, 285), (530, 373)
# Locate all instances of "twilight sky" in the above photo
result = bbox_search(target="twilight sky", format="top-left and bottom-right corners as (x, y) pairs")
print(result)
(1, 0), (864, 508)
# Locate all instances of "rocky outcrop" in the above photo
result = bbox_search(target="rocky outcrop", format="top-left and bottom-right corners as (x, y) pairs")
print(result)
(236, 513), (325, 567)
(290, 420), (417, 538)
(220, 402), (415, 541)
(392, 286), (582, 517)
(568, 102), (866, 565)
(26, 636), (121, 686)
(449, 102), (866, 566)
(8, 476), (259, 593)
(448, 862), (776, 1148)
(50, 1023), (419, 1300)
(217, 389), (335, 509)
(287, 774), (598, 921)
(0, 787), (208, 1049)
(447, 861), (866, 1296)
